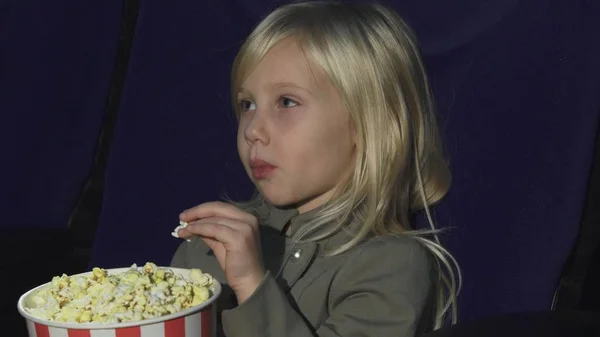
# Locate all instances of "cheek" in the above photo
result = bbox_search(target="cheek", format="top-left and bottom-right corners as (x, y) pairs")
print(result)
(237, 118), (247, 142)
(237, 126), (249, 164)
(319, 128), (353, 174)
(288, 129), (353, 182)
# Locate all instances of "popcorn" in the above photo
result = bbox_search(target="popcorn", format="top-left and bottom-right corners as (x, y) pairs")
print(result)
(171, 220), (192, 242)
(25, 262), (214, 324)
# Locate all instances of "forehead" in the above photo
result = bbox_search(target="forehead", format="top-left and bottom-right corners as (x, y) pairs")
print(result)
(241, 38), (325, 93)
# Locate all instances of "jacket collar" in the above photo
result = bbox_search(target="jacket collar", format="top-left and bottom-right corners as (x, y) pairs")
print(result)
(262, 202), (362, 252)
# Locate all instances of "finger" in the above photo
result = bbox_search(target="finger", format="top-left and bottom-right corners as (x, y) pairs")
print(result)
(181, 219), (257, 239)
(180, 202), (257, 227)
(191, 217), (256, 232)
(198, 236), (220, 253)
(196, 236), (227, 269)
(178, 222), (238, 247)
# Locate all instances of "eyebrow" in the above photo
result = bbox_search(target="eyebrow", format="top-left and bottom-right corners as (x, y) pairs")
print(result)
(238, 82), (314, 97)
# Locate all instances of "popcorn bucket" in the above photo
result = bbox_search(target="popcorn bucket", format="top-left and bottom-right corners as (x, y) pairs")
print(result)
(17, 267), (221, 337)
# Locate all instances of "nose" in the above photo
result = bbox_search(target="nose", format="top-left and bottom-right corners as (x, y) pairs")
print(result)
(243, 108), (270, 145)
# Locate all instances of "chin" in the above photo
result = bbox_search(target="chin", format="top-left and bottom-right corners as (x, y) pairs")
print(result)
(256, 184), (297, 208)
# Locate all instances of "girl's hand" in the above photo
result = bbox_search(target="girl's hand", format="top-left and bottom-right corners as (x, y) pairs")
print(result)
(177, 202), (265, 304)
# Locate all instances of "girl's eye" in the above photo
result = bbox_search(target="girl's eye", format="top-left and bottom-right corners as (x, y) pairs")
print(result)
(280, 97), (298, 108)
(239, 100), (256, 112)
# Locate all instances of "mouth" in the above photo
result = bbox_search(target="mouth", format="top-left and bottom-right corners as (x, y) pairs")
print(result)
(249, 159), (277, 180)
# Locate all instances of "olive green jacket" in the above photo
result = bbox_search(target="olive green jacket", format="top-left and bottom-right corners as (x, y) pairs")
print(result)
(170, 202), (435, 337)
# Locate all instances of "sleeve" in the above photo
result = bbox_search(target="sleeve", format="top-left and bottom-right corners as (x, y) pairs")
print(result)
(221, 236), (435, 337)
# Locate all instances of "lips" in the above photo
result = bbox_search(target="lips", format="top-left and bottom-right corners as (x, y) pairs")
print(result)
(249, 159), (276, 180)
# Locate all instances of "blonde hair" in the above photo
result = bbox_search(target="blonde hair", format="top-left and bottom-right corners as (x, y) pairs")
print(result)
(230, 1), (461, 330)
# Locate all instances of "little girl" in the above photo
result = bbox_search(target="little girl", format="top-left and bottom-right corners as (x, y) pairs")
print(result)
(171, 1), (460, 336)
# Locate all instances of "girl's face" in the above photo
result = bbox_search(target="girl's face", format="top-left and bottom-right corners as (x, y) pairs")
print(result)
(237, 38), (356, 214)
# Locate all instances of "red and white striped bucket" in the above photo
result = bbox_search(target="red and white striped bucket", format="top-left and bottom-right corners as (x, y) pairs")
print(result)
(17, 268), (221, 337)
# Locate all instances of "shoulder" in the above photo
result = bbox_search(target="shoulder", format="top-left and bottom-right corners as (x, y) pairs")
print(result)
(328, 234), (437, 332)
(351, 234), (434, 271)
(333, 234), (436, 290)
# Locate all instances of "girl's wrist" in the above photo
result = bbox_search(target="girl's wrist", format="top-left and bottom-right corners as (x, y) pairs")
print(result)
(234, 271), (266, 304)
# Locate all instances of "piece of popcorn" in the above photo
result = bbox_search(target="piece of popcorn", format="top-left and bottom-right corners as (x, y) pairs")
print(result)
(79, 310), (92, 323)
(28, 295), (46, 308)
(192, 286), (210, 304)
(171, 220), (192, 242)
(143, 262), (157, 275)
(92, 268), (108, 281)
